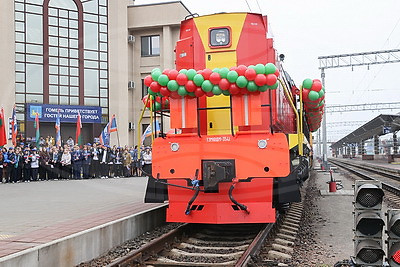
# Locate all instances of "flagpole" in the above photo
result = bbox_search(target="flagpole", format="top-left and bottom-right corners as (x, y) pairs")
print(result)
(116, 126), (120, 147)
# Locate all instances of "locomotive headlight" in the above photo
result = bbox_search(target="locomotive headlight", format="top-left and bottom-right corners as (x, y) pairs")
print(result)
(170, 143), (180, 152)
(258, 139), (267, 149)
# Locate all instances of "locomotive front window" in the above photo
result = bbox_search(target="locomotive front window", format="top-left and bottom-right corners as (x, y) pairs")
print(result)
(209, 28), (230, 47)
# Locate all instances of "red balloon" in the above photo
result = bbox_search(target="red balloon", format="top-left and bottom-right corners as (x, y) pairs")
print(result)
(228, 84), (240, 95)
(144, 75), (153, 87)
(202, 68), (213, 80)
(196, 70), (203, 74)
(236, 65), (247, 76)
(244, 68), (257, 81)
(229, 66), (238, 71)
(168, 69), (179, 80)
(254, 74), (267, 86)
(205, 91), (214, 97)
(311, 80), (322, 92)
(186, 80), (197, 92)
(160, 86), (170, 96)
(240, 87), (249, 95)
(142, 95), (151, 108)
(194, 87), (205, 97)
(155, 96), (161, 103)
(302, 88), (310, 100)
(169, 91), (181, 99)
(162, 69), (170, 75)
(274, 69), (280, 77)
(176, 73), (188, 86)
(266, 74), (277, 86)
(150, 81), (161, 93)
(219, 78), (230, 90)
(209, 72), (221, 85)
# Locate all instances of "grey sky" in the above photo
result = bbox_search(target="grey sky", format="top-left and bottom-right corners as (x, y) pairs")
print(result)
(136, 0), (400, 141)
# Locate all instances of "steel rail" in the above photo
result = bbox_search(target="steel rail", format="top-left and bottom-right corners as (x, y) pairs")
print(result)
(106, 223), (190, 267)
(329, 159), (400, 196)
(235, 213), (280, 267)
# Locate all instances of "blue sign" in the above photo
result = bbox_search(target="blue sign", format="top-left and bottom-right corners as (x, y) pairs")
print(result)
(383, 126), (391, 134)
(26, 104), (102, 123)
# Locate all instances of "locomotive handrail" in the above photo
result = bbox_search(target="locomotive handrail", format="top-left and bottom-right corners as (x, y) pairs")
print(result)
(137, 95), (151, 159)
(278, 78), (303, 156)
(196, 96), (235, 137)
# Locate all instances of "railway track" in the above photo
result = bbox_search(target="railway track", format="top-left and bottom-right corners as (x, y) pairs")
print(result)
(106, 203), (304, 267)
(329, 158), (400, 203)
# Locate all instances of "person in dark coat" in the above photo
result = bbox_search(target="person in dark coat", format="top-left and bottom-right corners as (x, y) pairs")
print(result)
(23, 149), (31, 182)
(90, 143), (101, 178)
(82, 145), (91, 179)
(99, 145), (111, 178)
(14, 147), (23, 182)
(7, 147), (16, 183)
(71, 145), (82, 179)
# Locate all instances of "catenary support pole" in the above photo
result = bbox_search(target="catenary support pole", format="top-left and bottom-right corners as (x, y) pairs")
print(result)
(321, 68), (328, 168)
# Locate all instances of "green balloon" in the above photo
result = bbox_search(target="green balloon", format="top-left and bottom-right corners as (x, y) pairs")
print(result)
(201, 80), (213, 92)
(179, 69), (187, 74)
(151, 68), (161, 74)
(186, 69), (197, 80)
(227, 70), (239, 83)
(219, 67), (230, 79)
(158, 74), (169, 86)
(264, 63), (276, 74)
(236, 76), (248, 88)
(187, 92), (195, 97)
(167, 80), (179, 91)
(269, 81), (279, 90)
(248, 65), (256, 70)
(193, 74), (205, 86)
(212, 85), (222, 95)
(247, 81), (258, 92)
(318, 90), (325, 98)
(258, 85), (268, 92)
(154, 102), (162, 111)
(255, 64), (265, 74)
(222, 90), (230, 96)
(148, 88), (156, 96)
(177, 86), (187, 96)
(212, 68), (220, 73)
(151, 70), (162, 81)
(302, 78), (313, 89)
(308, 90), (319, 101)
(156, 92), (162, 97)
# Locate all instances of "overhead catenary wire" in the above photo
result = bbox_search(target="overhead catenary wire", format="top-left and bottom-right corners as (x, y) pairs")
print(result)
(244, 0), (251, 12)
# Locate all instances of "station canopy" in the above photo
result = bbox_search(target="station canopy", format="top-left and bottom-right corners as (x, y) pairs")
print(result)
(331, 114), (400, 149)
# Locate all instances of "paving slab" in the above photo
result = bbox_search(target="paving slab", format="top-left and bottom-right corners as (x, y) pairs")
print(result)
(0, 177), (164, 259)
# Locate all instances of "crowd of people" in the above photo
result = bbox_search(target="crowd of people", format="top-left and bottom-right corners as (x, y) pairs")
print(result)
(0, 136), (153, 184)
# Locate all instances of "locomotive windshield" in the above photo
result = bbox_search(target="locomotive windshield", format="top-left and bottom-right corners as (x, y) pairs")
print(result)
(209, 27), (230, 47)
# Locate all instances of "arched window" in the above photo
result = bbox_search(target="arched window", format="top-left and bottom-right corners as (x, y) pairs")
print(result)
(43, 0), (84, 105)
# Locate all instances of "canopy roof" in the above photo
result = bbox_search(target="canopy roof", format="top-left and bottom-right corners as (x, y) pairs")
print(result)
(331, 114), (400, 149)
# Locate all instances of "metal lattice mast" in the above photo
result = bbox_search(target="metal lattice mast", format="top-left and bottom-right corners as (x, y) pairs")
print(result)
(318, 49), (400, 168)
(325, 102), (400, 113)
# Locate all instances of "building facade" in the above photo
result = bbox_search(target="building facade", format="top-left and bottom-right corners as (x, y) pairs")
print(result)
(0, 0), (190, 146)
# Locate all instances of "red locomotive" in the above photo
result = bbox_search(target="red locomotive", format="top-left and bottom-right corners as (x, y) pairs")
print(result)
(142, 12), (324, 224)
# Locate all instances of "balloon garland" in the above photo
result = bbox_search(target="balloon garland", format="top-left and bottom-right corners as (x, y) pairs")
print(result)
(302, 78), (325, 132)
(145, 63), (280, 99)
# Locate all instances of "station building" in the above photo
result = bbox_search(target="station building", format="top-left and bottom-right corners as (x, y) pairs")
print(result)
(0, 0), (191, 146)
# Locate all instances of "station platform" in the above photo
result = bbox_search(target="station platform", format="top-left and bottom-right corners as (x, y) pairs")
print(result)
(0, 177), (166, 267)
(329, 156), (400, 172)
